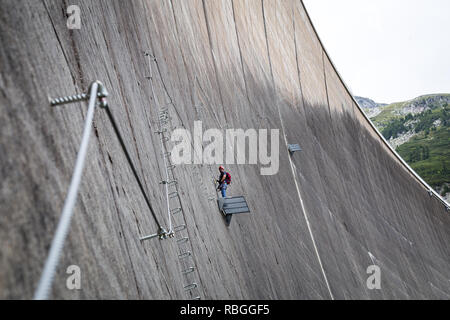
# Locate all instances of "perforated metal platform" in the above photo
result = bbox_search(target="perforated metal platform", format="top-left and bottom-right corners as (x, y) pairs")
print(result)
(218, 196), (250, 215)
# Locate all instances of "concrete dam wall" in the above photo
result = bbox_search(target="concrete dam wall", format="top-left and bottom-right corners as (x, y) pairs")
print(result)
(1, 0), (449, 300)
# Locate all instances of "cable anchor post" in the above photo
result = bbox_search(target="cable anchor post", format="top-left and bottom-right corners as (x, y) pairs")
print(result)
(140, 226), (171, 242)
(94, 81), (109, 109)
(50, 81), (109, 108)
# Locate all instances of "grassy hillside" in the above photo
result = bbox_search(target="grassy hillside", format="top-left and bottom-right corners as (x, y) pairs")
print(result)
(364, 95), (450, 197)
(372, 94), (450, 127)
(381, 103), (449, 140)
(397, 127), (450, 190)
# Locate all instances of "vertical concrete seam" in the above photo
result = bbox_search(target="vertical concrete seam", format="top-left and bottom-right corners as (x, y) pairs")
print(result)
(95, 132), (144, 298)
(321, 51), (336, 133)
(261, 0), (334, 300)
(168, 0), (197, 113)
(42, 0), (78, 89)
(292, 8), (307, 112)
(230, 0), (251, 104)
(201, 0), (227, 122)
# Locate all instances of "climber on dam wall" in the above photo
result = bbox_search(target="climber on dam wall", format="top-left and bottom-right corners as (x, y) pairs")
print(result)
(217, 166), (231, 198)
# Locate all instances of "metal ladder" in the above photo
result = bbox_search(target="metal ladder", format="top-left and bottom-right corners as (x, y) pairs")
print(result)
(143, 51), (202, 300)
(155, 108), (201, 300)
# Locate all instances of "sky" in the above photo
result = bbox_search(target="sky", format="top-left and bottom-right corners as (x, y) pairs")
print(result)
(302, 0), (450, 104)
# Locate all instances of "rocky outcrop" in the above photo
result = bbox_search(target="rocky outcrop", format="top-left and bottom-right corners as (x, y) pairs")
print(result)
(394, 95), (450, 116)
(355, 96), (386, 109)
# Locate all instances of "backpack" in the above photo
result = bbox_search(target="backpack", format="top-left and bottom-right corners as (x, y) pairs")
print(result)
(225, 172), (231, 184)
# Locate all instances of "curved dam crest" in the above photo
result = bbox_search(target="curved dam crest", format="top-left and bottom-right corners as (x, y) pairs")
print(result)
(0, 0), (449, 299)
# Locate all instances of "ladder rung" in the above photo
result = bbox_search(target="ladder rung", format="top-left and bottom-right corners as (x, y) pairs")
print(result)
(169, 192), (179, 199)
(178, 251), (191, 259)
(160, 180), (177, 186)
(181, 267), (195, 275)
(171, 207), (182, 215)
(184, 283), (197, 291)
(177, 237), (189, 244)
(174, 224), (186, 232)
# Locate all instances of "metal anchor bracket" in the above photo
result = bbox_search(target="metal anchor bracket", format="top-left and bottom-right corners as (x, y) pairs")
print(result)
(144, 52), (156, 60)
(50, 81), (109, 108)
(140, 227), (170, 242)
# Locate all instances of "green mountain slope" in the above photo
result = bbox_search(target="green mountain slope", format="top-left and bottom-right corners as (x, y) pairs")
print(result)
(397, 127), (450, 189)
(361, 94), (450, 200)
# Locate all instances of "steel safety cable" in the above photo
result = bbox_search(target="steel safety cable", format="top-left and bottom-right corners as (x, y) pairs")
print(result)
(145, 53), (173, 234)
(34, 82), (100, 300)
(104, 106), (163, 231)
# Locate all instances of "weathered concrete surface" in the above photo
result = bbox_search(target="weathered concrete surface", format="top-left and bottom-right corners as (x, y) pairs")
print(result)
(0, 0), (449, 299)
